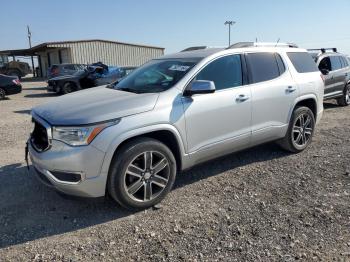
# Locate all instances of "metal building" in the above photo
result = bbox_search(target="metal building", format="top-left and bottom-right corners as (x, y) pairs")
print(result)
(0, 39), (164, 77)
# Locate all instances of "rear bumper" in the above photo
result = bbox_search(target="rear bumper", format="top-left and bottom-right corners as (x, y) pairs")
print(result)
(5, 85), (22, 95)
(316, 107), (323, 125)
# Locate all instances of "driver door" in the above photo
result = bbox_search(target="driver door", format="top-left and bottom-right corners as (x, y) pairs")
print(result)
(182, 54), (252, 163)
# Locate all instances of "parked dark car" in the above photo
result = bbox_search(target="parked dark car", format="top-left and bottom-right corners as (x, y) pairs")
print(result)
(309, 48), (350, 106)
(0, 74), (22, 100)
(47, 63), (126, 94)
(47, 64), (86, 79)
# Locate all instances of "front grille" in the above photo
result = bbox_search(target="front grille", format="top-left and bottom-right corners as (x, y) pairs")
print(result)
(48, 80), (55, 86)
(31, 119), (50, 152)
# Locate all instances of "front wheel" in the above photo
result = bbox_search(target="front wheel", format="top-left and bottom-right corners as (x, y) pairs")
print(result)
(337, 84), (350, 106)
(107, 138), (177, 210)
(278, 106), (315, 153)
(61, 82), (77, 95)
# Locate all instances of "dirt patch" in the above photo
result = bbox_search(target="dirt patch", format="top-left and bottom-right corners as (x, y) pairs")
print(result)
(0, 83), (349, 261)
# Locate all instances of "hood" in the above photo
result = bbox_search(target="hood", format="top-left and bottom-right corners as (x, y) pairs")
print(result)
(32, 86), (159, 125)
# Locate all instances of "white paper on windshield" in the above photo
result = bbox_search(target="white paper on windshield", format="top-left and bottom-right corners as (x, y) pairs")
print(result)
(168, 65), (190, 71)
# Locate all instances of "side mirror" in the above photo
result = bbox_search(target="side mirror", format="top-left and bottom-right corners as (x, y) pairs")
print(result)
(184, 80), (215, 96)
(320, 69), (329, 75)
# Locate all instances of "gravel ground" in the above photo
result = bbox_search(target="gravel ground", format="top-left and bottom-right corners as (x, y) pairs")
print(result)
(0, 80), (349, 261)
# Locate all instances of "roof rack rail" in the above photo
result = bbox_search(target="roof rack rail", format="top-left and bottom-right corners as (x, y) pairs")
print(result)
(227, 42), (298, 49)
(307, 48), (337, 53)
(181, 46), (208, 52)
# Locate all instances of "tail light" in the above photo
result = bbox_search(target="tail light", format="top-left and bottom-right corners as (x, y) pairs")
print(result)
(12, 79), (20, 85)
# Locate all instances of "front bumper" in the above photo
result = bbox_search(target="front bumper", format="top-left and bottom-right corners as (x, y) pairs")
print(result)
(28, 139), (108, 198)
(47, 85), (60, 93)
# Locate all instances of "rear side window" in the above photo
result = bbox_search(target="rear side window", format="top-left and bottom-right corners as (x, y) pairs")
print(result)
(246, 52), (280, 83)
(63, 65), (75, 70)
(330, 56), (342, 71)
(340, 56), (349, 67)
(275, 54), (286, 74)
(196, 54), (242, 90)
(287, 52), (318, 73)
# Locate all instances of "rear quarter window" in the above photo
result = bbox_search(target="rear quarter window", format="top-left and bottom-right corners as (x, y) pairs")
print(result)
(287, 52), (318, 73)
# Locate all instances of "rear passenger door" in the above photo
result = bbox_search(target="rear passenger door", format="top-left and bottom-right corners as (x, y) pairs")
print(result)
(247, 52), (298, 144)
(318, 57), (333, 96)
(329, 56), (346, 95)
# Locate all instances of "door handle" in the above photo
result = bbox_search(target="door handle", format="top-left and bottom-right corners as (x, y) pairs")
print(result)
(286, 86), (296, 93)
(236, 94), (249, 102)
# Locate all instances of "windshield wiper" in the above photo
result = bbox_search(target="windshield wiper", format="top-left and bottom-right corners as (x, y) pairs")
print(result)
(117, 87), (140, 93)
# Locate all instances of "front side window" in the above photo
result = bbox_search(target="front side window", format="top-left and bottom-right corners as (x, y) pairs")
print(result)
(330, 56), (342, 71)
(195, 55), (242, 90)
(246, 52), (280, 83)
(114, 58), (199, 93)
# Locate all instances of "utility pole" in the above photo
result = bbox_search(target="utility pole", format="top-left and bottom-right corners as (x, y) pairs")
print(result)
(27, 25), (35, 77)
(224, 21), (236, 46)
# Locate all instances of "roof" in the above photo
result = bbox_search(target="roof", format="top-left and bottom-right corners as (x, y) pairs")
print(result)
(0, 39), (164, 56)
(158, 44), (307, 61)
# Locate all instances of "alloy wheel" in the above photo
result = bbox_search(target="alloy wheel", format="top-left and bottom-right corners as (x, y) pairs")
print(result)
(292, 113), (313, 147)
(123, 151), (170, 202)
(346, 85), (350, 104)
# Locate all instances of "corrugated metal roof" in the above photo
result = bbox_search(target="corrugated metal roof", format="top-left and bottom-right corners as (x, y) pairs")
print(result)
(0, 39), (164, 56)
(40, 39), (164, 50)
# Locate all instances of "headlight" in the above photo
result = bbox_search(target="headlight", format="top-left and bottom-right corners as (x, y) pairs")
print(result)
(52, 119), (120, 146)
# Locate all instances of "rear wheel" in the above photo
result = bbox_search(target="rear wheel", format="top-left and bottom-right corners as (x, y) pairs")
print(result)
(61, 82), (77, 94)
(337, 84), (350, 106)
(0, 88), (6, 100)
(108, 138), (177, 210)
(278, 106), (315, 153)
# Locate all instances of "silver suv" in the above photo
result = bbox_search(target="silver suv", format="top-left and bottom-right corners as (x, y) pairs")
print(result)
(309, 48), (350, 106)
(27, 44), (324, 210)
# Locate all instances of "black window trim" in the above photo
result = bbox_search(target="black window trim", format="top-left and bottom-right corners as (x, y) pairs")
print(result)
(245, 51), (285, 85)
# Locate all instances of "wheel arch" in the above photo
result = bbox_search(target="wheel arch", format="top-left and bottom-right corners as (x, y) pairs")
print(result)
(289, 95), (318, 122)
(101, 125), (187, 176)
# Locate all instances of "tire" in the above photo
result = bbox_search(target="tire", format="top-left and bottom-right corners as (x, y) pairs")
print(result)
(107, 137), (177, 210)
(278, 106), (315, 153)
(0, 88), (6, 100)
(337, 84), (350, 106)
(61, 82), (77, 95)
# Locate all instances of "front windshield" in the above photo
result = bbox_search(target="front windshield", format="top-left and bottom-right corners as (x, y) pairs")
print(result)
(113, 58), (200, 93)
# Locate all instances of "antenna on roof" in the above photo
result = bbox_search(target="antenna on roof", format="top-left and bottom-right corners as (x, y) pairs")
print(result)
(275, 38), (280, 47)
